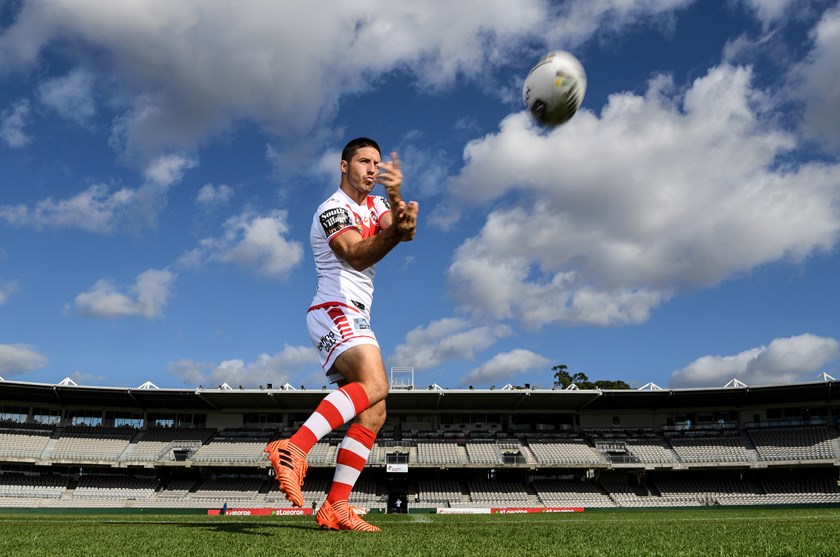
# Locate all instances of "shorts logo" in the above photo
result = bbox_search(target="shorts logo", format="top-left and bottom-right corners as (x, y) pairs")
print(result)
(319, 207), (352, 237)
(353, 318), (370, 330)
(317, 331), (337, 352)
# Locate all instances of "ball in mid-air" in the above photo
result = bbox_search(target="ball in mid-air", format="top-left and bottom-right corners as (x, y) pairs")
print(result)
(522, 50), (587, 128)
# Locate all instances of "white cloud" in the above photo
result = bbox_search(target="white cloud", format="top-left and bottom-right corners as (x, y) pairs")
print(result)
(167, 344), (319, 388)
(70, 268), (176, 319)
(0, 183), (136, 233)
(143, 152), (197, 188)
(166, 359), (210, 386)
(195, 183), (234, 207)
(0, 152), (196, 233)
(738, 0), (804, 29)
(722, 27), (783, 66)
(791, 5), (840, 151)
(389, 317), (513, 370)
(0, 0), (699, 159)
(37, 68), (96, 124)
(129, 153), (198, 229)
(0, 280), (19, 305)
(670, 333), (840, 387)
(67, 370), (109, 386)
(0, 343), (48, 375)
(445, 64), (840, 327)
(179, 209), (303, 280)
(545, 0), (694, 46)
(393, 141), (452, 200)
(0, 99), (31, 147)
(464, 348), (552, 386)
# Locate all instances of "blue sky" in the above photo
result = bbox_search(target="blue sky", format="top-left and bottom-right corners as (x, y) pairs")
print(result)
(1, 0), (839, 391)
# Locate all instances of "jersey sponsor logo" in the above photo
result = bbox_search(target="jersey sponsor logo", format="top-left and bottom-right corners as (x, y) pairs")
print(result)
(319, 207), (352, 237)
(353, 317), (371, 330)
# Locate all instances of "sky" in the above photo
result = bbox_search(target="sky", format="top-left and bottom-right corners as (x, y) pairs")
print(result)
(1, 0), (840, 392)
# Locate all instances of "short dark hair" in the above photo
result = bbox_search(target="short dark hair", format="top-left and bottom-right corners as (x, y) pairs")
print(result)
(341, 137), (381, 162)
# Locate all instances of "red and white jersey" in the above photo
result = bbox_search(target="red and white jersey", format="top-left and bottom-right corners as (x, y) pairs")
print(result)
(309, 188), (391, 313)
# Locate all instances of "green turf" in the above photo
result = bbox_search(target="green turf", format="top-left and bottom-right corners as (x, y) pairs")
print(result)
(1, 508), (839, 557)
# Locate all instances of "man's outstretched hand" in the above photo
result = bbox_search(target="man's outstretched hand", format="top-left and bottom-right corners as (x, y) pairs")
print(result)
(392, 199), (418, 242)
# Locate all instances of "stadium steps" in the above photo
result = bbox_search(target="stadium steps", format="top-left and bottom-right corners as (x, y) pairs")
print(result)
(630, 482), (649, 496)
(117, 435), (142, 462)
(741, 434), (760, 462)
(39, 437), (61, 461)
(830, 427), (840, 459)
(457, 482), (470, 503)
(518, 445), (536, 464)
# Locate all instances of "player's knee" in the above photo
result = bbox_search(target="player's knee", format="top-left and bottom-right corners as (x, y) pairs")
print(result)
(355, 372), (389, 404)
(365, 379), (389, 404)
(370, 404), (387, 431)
(356, 402), (387, 434)
(333, 345), (389, 403)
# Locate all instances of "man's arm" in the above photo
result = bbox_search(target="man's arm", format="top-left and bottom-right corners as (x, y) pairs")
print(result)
(330, 225), (402, 272)
(378, 151), (418, 242)
(331, 151), (418, 271)
(378, 152), (404, 209)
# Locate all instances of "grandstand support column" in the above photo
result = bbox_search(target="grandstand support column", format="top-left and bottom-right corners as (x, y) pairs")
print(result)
(193, 389), (221, 410)
(512, 392), (530, 410)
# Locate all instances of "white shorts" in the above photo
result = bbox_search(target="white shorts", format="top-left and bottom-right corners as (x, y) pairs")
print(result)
(307, 302), (379, 383)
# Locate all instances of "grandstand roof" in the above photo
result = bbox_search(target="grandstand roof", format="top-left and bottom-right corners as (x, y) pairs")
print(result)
(1, 379), (837, 413)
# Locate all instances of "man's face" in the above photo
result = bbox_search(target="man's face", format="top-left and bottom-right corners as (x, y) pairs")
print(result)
(342, 146), (381, 197)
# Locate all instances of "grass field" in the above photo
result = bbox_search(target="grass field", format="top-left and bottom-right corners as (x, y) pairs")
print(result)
(2, 508), (840, 557)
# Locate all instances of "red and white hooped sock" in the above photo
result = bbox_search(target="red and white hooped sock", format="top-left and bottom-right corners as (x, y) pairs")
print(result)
(288, 382), (370, 454)
(326, 423), (377, 505)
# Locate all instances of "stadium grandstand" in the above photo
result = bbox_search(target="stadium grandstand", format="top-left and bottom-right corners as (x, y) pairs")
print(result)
(1, 376), (839, 511)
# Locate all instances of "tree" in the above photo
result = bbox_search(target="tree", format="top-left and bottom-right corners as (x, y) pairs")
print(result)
(552, 364), (571, 388)
(572, 372), (590, 386)
(552, 364), (631, 390)
(592, 379), (632, 390)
